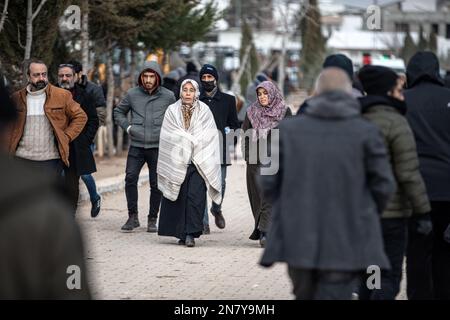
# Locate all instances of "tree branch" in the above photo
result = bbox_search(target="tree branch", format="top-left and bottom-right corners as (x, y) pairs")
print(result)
(31, 0), (47, 21)
(0, 0), (9, 33)
(17, 23), (25, 49)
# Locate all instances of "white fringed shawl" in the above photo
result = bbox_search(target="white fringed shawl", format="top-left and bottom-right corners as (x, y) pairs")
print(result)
(157, 99), (222, 204)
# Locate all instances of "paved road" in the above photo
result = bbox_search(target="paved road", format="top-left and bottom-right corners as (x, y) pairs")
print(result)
(76, 158), (293, 300)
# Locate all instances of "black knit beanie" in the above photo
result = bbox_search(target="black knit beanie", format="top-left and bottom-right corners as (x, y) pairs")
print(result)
(358, 65), (399, 95)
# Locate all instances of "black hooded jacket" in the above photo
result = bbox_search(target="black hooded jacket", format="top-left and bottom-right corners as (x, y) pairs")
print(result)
(404, 52), (450, 201)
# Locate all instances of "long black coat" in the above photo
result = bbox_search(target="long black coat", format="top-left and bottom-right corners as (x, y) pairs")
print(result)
(69, 83), (99, 176)
(259, 91), (395, 271)
(200, 90), (240, 165)
(404, 52), (450, 201)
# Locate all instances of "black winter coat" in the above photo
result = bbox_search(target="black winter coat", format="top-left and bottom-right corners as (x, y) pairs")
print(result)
(405, 52), (450, 201)
(69, 83), (99, 176)
(200, 90), (240, 165)
(259, 91), (395, 271)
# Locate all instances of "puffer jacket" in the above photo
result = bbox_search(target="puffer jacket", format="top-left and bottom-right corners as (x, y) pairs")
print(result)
(361, 95), (430, 218)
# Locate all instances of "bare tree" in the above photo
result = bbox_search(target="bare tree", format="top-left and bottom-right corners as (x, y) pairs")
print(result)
(24, 0), (48, 60)
(81, 0), (90, 73)
(0, 0), (9, 33)
(105, 40), (115, 157)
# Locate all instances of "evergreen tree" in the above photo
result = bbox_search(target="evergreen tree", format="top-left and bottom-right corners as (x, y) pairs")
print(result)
(429, 30), (438, 54)
(400, 30), (417, 65)
(418, 25), (429, 51)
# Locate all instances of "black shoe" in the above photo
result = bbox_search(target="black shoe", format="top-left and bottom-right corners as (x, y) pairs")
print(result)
(211, 210), (226, 229)
(203, 224), (210, 235)
(178, 239), (185, 245)
(185, 235), (195, 247)
(147, 217), (158, 233)
(90, 196), (101, 218)
(121, 213), (139, 231)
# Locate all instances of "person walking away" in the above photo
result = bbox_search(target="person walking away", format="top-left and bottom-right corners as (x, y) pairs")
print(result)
(358, 65), (431, 300)
(404, 51), (450, 300)
(259, 68), (396, 300)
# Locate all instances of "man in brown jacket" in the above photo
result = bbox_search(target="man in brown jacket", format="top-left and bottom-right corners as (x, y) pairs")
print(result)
(8, 59), (87, 175)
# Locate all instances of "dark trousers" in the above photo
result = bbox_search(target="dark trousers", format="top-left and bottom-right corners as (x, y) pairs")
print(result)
(125, 146), (161, 219)
(359, 218), (407, 300)
(407, 201), (450, 300)
(64, 165), (80, 216)
(288, 267), (360, 300)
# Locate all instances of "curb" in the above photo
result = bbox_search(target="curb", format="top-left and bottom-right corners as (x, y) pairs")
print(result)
(79, 171), (149, 202)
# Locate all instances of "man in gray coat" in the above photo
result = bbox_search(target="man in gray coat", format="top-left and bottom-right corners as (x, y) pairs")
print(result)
(114, 61), (176, 233)
(259, 68), (396, 300)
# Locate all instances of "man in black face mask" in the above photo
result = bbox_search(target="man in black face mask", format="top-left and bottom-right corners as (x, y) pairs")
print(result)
(199, 64), (240, 234)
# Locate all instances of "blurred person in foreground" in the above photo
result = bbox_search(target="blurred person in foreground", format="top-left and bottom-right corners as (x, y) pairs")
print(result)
(0, 80), (91, 299)
(259, 68), (396, 300)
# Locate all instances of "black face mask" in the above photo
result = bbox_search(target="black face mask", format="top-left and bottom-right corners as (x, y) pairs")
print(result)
(201, 80), (216, 92)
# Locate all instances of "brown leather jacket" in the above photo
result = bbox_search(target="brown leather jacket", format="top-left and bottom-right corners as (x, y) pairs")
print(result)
(9, 84), (87, 167)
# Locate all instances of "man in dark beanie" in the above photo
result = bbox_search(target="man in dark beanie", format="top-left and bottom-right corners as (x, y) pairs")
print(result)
(199, 64), (240, 234)
(404, 51), (450, 300)
(323, 54), (354, 79)
(358, 64), (431, 300)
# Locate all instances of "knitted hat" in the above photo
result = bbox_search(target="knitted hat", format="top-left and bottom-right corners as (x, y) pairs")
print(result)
(323, 54), (354, 79)
(199, 64), (218, 81)
(358, 65), (399, 95)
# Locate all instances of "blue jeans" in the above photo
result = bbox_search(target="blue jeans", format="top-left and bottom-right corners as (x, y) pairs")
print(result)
(203, 165), (227, 225)
(81, 174), (100, 203)
(81, 144), (100, 203)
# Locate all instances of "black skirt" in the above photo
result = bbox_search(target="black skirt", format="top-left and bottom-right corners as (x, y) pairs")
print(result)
(158, 164), (207, 241)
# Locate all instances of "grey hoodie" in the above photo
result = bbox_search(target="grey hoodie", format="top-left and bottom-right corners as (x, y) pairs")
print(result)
(114, 61), (176, 149)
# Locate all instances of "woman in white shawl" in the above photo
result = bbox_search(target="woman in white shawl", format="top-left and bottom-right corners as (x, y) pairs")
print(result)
(157, 79), (222, 247)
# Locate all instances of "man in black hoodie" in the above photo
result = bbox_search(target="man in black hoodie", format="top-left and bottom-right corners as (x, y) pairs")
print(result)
(404, 51), (450, 300)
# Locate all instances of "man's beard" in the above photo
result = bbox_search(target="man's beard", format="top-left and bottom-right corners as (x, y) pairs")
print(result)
(59, 81), (74, 90)
(144, 82), (155, 90)
(30, 80), (48, 91)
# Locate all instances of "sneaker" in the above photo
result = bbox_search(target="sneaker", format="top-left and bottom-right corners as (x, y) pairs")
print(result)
(211, 209), (226, 229)
(147, 217), (158, 233)
(178, 239), (186, 245)
(121, 213), (139, 232)
(185, 235), (195, 247)
(203, 224), (210, 235)
(90, 196), (101, 218)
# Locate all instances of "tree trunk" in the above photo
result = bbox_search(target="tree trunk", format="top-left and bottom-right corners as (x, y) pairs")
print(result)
(129, 47), (136, 89)
(116, 48), (126, 156)
(106, 44), (115, 157)
(0, 0), (9, 33)
(81, 0), (89, 72)
(278, 32), (286, 94)
(24, 0), (33, 60)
